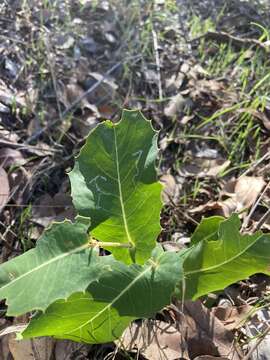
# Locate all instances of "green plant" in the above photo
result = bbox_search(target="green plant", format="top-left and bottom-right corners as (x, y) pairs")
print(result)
(0, 110), (270, 344)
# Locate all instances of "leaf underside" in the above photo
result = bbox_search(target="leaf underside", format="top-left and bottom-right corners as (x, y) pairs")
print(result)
(22, 250), (183, 344)
(69, 109), (162, 264)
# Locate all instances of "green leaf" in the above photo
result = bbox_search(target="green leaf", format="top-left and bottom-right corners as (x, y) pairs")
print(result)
(0, 218), (105, 316)
(191, 216), (224, 245)
(22, 250), (183, 344)
(183, 214), (270, 299)
(69, 110), (162, 264)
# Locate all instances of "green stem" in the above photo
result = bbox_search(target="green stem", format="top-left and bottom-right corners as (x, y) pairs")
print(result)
(88, 238), (132, 249)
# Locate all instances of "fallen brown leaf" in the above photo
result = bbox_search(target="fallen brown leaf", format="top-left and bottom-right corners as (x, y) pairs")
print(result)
(0, 167), (10, 209)
(54, 340), (90, 360)
(8, 334), (55, 360)
(194, 356), (229, 360)
(160, 174), (177, 204)
(213, 304), (251, 330)
(183, 301), (241, 359)
(165, 94), (187, 117)
(0, 148), (26, 168)
(190, 176), (265, 217)
(180, 158), (230, 178)
(119, 320), (189, 360)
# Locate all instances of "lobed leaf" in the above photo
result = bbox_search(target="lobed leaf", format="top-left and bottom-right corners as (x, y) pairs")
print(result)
(0, 217), (107, 316)
(190, 215), (224, 245)
(183, 214), (270, 299)
(69, 109), (162, 264)
(22, 249), (183, 344)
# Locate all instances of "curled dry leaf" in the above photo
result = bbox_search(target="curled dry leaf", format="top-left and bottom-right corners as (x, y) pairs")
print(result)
(164, 94), (187, 117)
(0, 167), (10, 209)
(65, 83), (100, 114)
(213, 304), (251, 331)
(119, 320), (188, 360)
(183, 301), (240, 360)
(0, 148), (26, 168)
(190, 176), (265, 217)
(180, 158), (230, 178)
(160, 174), (177, 204)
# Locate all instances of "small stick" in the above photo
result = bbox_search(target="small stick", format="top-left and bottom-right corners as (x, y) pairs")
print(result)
(190, 31), (270, 52)
(241, 182), (270, 231)
(255, 207), (270, 231)
(26, 55), (141, 144)
(44, 34), (62, 120)
(240, 151), (270, 178)
(152, 28), (163, 101)
(242, 325), (270, 360)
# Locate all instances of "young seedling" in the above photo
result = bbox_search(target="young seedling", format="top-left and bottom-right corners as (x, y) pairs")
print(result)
(0, 110), (269, 344)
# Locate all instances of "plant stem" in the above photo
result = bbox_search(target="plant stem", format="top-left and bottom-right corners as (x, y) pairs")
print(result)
(88, 239), (132, 249)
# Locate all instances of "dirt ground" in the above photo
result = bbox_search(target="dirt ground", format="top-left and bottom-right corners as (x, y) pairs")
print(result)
(1, 0), (270, 359)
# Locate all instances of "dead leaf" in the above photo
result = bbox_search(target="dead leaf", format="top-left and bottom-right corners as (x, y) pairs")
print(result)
(183, 301), (241, 359)
(180, 158), (230, 178)
(165, 72), (185, 91)
(55, 34), (75, 50)
(65, 83), (100, 114)
(0, 167), (10, 209)
(119, 320), (188, 360)
(194, 356), (229, 360)
(0, 126), (19, 144)
(233, 176), (265, 209)
(0, 148), (26, 168)
(73, 111), (99, 138)
(32, 193), (75, 227)
(164, 94), (186, 117)
(0, 325), (27, 337)
(237, 108), (270, 131)
(0, 334), (11, 360)
(160, 174), (177, 204)
(8, 168), (30, 205)
(54, 340), (90, 360)
(213, 304), (251, 330)
(190, 176), (265, 217)
(8, 335), (55, 360)
(32, 194), (56, 227)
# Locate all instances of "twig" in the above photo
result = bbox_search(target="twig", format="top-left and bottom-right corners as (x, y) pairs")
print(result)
(242, 325), (270, 360)
(44, 33), (62, 120)
(240, 151), (270, 178)
(241, 182), (270, 231)
(26, 55), (141, 144)
(0, 139), (60, 154)
(152, 28), (163, 101)
(255, 207), (270, 231)
(190, 31), (270, 52)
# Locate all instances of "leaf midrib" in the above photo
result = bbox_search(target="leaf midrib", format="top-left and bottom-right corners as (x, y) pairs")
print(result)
(185, 234), (265, 276)
(0, 243), (89, 293)
(113, 128), (134, 247)
(67, 264), (151, 335)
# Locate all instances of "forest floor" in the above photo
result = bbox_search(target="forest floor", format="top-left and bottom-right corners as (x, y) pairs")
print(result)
(1, 0), (270, 359)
